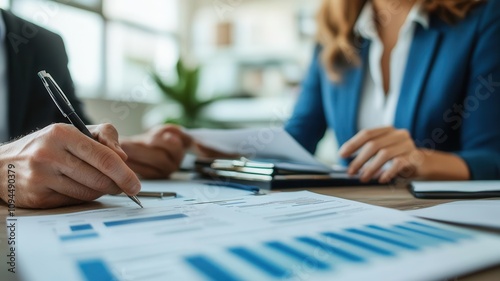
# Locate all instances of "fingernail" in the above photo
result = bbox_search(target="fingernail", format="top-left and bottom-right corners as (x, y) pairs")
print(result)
(132, 183), (141, 194)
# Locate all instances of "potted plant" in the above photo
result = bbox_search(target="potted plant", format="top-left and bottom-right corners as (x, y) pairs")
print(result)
(151, 59), (228, 128)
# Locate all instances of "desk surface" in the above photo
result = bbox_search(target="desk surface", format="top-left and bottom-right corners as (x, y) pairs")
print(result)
(1, 183), (499, 281)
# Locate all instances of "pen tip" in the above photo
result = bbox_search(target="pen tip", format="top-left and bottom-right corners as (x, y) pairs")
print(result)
(129, 195), (143, 208)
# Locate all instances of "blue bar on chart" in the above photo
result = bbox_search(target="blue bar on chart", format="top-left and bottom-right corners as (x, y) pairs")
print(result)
(394, 225), (456, 243)
(407, 221), (473, 240)
(296, 237), (366, 263)
(229, 247), (290, 279)
(366, 224), (442, 247)
(345, 228), (420, 250)
(265, 241), (331, 271)
(70, 224), (93, 232)
(60, 232), (99, 242)
(321, 232), (394, 256)
(103, 213), (187, 227)
(184, 221), (473, 280)
(78, 259), (116, 281)
(185, 255), (241, 281)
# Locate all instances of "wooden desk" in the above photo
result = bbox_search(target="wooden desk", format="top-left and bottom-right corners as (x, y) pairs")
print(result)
(1, 184), (499, 281)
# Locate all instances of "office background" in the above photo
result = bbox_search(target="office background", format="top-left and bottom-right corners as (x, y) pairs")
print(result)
(0, 0), (337, 163)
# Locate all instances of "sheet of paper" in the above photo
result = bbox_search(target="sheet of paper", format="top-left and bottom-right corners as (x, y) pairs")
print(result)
(187, 127), (326, 167)
(15, 191), (500, 281)
(139, 179), (257, 202)
(407, 200), (500, 229)
(411, 181), (500, 192)
(95, 180), (258, 209)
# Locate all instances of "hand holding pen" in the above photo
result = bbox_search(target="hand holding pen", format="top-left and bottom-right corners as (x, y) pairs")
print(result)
(26, 71), (143, 208)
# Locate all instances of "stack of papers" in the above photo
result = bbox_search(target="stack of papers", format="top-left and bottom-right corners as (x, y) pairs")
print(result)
(15, 191), (500, 281)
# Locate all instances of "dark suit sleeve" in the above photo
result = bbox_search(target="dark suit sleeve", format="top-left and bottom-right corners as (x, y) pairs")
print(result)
(35, 33), (91, 125)
(455, 4), (500, 179)
(284, 46), (328, 154)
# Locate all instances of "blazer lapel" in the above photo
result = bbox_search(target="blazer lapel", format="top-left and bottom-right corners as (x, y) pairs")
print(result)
(342, 41), (369, 139)
(394, 25), (441, 133)
(3, 10), (33, 138)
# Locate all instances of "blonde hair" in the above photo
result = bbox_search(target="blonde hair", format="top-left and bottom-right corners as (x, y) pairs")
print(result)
(317, 0), (484, 81)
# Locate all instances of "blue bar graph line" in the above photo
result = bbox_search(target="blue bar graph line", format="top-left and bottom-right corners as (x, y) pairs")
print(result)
(265, 241), (331, 270)
(346, 229), (420, 251)
(297, 237), (366, 262)
(60, 232), (99, 242)
(407, 221), (472, 239)
(70, 224), (93, 231)
(322, 232), (394, 257)
(78, 259), (116, 281)
(367, 225), (408, 237)
(185, 255), (241, 281)
(103, 214), (187, 227)
(229, 247), (290, 278)
(366, 225), (438, 247)
(395, 225), (456, 242)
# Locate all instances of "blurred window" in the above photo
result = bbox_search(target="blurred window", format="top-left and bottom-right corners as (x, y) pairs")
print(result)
(10, 0), (179, 101)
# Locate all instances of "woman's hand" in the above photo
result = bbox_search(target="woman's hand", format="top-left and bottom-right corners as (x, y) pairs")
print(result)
(338, 127), (421, 183)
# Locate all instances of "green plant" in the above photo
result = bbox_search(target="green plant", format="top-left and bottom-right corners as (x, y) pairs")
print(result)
(151, 59), (227, 128)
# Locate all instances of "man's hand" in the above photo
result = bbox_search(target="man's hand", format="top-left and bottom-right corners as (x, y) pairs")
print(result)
(120, 125), (192, 179)
(0, 123), (141, 208)
(339, 127), (420, 183)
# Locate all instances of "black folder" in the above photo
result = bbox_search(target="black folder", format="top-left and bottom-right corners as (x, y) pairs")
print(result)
(195, 157), (382, 190)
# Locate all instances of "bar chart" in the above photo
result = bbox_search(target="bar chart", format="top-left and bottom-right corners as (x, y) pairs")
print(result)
(182, 221), (473, 281)
(16, 191), (500, 281)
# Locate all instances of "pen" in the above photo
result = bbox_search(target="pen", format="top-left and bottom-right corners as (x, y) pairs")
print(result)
(37, 70), (143, 208)
(137, 191), (177, 199)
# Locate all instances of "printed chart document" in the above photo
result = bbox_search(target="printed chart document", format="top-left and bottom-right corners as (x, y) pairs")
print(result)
(407, 200), (500, 230)
(187, 128), (325, 167)
(15, 191), (500, 281)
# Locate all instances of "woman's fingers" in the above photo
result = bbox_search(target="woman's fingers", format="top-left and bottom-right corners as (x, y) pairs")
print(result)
(347, 132), (401, 174)
(378, 157), (416, 183)
(339, 127), (394, 158)
(359, 141), (414, 182)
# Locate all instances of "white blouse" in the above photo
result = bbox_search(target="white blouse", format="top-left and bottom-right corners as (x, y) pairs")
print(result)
(355, 2), (429, 131)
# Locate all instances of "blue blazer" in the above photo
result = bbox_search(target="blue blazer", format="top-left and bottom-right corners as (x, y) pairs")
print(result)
(285, 0), (500, 180)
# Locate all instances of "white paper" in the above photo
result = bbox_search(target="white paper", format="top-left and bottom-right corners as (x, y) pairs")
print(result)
(187, 127), (326, 167)
(407, 200), (500, 229)
(139, 180), (257, 202)
(411, 181), (500, 192)
(97, 180), (258, 209)
(15, 191), (500, 281)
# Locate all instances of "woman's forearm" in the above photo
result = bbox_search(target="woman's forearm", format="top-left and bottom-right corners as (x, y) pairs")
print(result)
(416, 149), (470, 180)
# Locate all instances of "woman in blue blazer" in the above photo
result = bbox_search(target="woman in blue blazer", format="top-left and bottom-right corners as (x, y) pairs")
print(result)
(285, 0), (500, 182)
